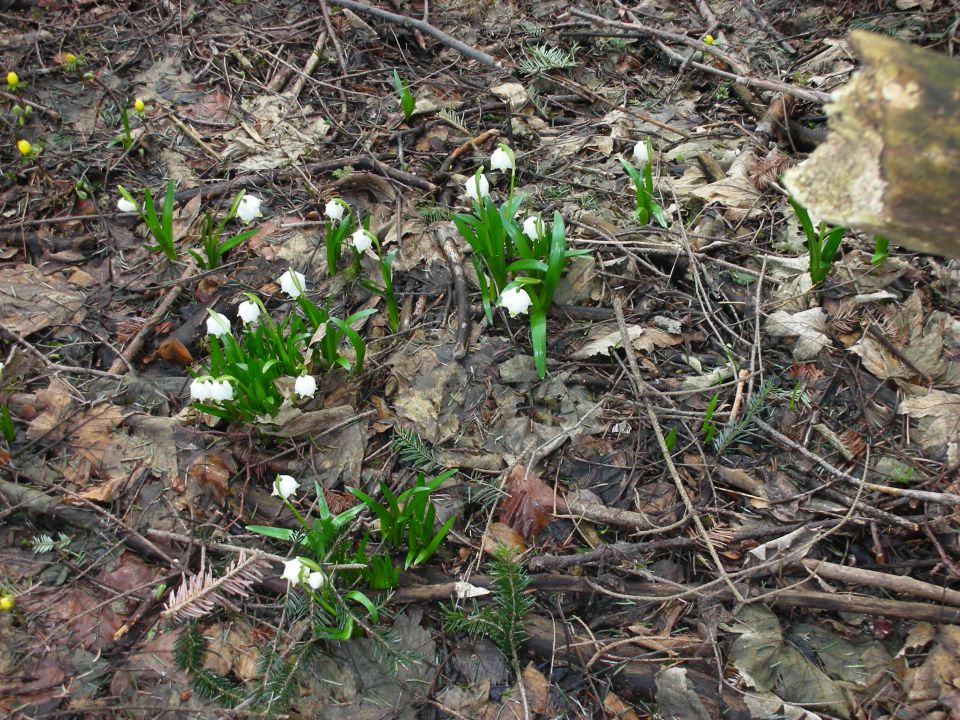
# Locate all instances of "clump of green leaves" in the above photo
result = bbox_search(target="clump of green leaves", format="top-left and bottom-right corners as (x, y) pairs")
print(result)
(188, 192), (257, 270)
(444, 548), (533, 658)
(197, 292), (374, 422)
(392, 69), (415, 123)
(349, 468), (457, 570)
(118, 180), (177, 261)
(789, 197), (846, 284)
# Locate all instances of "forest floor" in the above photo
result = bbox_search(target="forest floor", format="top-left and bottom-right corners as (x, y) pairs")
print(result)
(1, 1), (960, 718)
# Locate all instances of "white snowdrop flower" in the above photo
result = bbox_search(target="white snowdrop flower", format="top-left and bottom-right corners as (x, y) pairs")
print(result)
(294, 374), (317, 399)
(490, 145), (514, 173)
(633, 139), (650, 165)
(499, 286), (532, 317)
(351, 228), (374, 254)
(522, 215), (541, 241)
(325, 199), (346, 221)
(236, 194), (263, 224)
(281, 557), (305, 584)
(272, 474), (300, 500)
(278, 269), (306, 299)
(117, 196), (138, 213)
(306, 571), (325, 589)
(206, 311), (232, 337)
(463, 172), (490, 202)
(237, 299), (260, 325)
(190, 377), (212, 402)
(209, 379), (234, 402)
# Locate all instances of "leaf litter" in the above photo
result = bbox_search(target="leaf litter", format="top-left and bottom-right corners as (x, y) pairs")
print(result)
(1, 2), (958, 718)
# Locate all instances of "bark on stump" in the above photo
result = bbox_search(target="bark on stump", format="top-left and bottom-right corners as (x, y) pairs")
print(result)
(783, 31), (960, 258)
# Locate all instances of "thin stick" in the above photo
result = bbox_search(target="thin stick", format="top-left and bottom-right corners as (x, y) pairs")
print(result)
(325, 0), (499, 68)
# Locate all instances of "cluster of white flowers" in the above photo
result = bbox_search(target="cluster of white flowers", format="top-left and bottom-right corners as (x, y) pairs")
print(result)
(190, 376), (234, 402)
(274, 474), (325, 589)
(281, 557), (325, 589)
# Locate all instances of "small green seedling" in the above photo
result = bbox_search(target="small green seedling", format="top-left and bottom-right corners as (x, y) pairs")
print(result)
(619, 141), (667, 227)
(359, 247), (400, 333)
(349, 468), (457, 570)
(871, 235), (889, 268)
(119, 180), (178, 261)
(392, 70), (415, 123)
(789, 197), (846, 284)
(700, 392), (719, 443)
(188, 192), (257, 270)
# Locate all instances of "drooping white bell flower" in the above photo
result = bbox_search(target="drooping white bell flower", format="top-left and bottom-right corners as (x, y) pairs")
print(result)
(490, 145), (514, 173)
(351, 228), (374, 254)
(278, 269), (306, 299)
(209, 379), (235, 402)
(206, 311), (232, 337)
(281, 557), (305, 584)
(633, 139), (650, 165)
(306, 571), (325, 589)
(236, 194), (263, 224)
(294, 374), (317, 399)
(522, 215), (541, 241)
(325, 199), (346, 221)
(117, 196), (138, 213)
(463, 172), (490, 202)
(237, 299), (260, 325)
(272, 474), (300, 500)
(499, 286), (532, 317)
(190, 378), (212, 402)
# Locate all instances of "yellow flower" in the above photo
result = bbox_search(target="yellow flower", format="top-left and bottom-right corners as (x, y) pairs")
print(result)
(704, 34), (715, 45)
(6, 71), (18, 89)
(64, 52), (77, 64)
(134, 97), (145, 113)
(16, 139), (32, 156)
(0, 594), (14, 611)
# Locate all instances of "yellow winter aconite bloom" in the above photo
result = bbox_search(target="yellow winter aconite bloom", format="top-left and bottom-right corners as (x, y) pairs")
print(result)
(134, 97), (145, 113)
(16, 139), (32, 156)
(0, 594), (14, 611)
(64, 52), (77, 64)
(6, 71), (18, 89)
(704, 34), (715, 45)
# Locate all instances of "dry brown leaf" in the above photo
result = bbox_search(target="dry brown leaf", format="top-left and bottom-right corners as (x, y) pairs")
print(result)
(155, 336), (193, 366)
(604, 690), (640, 720)
(499, 465), (565, 540)
(26, 377), (76, 441)
(185, 451), (235, 498)
(0, 265), (86, 336)
(482, 521), (527, 556)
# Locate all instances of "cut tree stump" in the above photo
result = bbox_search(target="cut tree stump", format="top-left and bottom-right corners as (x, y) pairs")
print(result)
(783, 31), (960, 258)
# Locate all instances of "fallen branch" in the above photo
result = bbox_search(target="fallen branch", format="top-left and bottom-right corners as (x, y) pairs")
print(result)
(325, 0), (499, 68)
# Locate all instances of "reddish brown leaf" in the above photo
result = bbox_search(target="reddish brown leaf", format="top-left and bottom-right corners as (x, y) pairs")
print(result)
(156, 336), (193, 366)
(499, 465), (565, 541)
